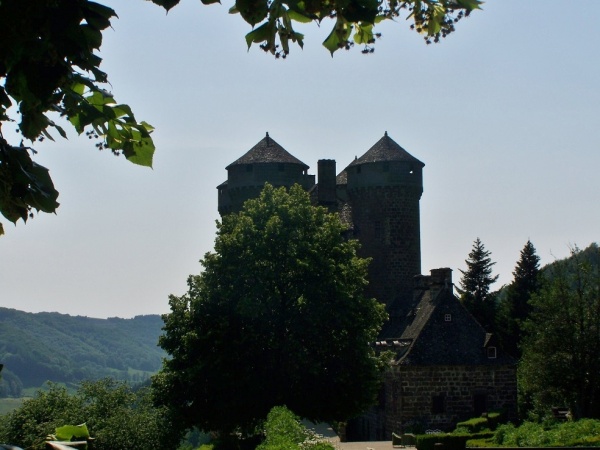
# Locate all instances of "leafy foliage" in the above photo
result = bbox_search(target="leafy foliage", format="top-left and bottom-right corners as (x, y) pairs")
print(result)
(519, 244), (600, 420)
(0, 0), (154, 234)
(256, 406), (334, 450)
(0, 0), (479, 235)
(0, 309), (165, 392)
(494, 419), (600, 447)
(154, 184), (388, 435)
(152, 0), (482, 58)
(457, 238), (499, 330)
(0, 380), (182, 450)
(495, 240), (541, 358)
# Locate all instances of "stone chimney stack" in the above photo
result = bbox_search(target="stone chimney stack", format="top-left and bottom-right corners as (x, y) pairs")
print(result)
(429, 268), (453, 298)
(318, 159), (337, 208)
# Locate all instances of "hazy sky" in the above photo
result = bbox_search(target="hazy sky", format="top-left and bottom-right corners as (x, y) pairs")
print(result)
(1, 0), (598, 319)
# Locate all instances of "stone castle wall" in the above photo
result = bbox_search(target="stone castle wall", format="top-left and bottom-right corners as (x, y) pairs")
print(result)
(391, 365), (516, 436)
(346, 185), (422, 316)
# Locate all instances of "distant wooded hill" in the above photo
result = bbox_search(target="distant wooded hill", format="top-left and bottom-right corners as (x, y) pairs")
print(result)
(0, 309), (165, 397)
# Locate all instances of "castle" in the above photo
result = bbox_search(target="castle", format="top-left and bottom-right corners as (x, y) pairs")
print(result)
(217, 132), (517, 440)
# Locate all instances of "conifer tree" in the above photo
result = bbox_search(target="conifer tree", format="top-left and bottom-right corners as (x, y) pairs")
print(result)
(457, 238), (499, 330)
(496, 240), (540, 357)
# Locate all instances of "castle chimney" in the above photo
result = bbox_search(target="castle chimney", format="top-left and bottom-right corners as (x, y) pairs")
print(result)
(429, 268), (453, 298)
(318, 159), (337, 208)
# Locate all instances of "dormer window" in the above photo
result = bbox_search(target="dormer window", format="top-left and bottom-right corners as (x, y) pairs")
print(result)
(444, 314), (452, 322)
(487, 347), (497, 359)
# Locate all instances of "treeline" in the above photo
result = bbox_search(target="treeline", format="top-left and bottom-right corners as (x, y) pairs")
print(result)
(457, 240), (600, 420)
(0, 310), (165, 397)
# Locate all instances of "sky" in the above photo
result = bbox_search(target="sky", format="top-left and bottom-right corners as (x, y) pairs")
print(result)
(1, 0), (599, 319)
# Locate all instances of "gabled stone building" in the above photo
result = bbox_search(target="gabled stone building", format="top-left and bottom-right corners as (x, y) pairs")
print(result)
(217, 132), (517, 440)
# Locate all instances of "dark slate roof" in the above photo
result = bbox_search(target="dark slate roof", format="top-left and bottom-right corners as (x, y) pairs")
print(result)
(379, 286), (516, 367)
(226, 133), (309, 170)
(347, 132), (424, 168)
(336, 169), (348, 185)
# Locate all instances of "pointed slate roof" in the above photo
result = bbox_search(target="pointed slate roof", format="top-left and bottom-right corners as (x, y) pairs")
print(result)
(226, 133), (309, 170)
(347, 132), (424, 168)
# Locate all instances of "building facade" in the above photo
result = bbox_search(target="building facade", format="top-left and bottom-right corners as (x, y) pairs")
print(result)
(217, 133), (517, 440)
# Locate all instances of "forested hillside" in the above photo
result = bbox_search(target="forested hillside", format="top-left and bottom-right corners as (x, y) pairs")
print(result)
(0, 309), (165, 397)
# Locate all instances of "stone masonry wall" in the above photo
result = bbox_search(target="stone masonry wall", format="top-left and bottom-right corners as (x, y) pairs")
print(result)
(384, 364), (518, 435)
(347, 185), (422, 317)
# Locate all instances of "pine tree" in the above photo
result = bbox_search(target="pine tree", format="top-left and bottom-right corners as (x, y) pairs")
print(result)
(496, 240), (540, 357)
(458, 238), (499, 330)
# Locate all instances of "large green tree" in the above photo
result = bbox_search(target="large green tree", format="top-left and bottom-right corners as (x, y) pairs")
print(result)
(519, 244), (600, 420)
(496, 240), (541, 358)
(457, 237), (499, 331)
(153, 184), (388, 435)
(0, 0), (480, 235)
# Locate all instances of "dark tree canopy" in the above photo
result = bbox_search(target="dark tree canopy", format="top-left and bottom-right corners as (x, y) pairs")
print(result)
(457, 237), (499, 330)
(153, 184), (388, 434)
(0, 0), (480, 235)
(496, 240), (540, 358)
(519, 244), (600, 420)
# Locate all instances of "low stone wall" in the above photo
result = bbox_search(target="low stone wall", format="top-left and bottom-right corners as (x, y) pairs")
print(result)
(385, 364), (517, 433)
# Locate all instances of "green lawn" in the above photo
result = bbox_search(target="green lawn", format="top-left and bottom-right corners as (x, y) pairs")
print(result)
(0, 397), (25, 415)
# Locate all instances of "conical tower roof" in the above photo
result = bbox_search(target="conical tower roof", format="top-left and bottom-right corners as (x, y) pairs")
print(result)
(226, 132), (309, 170)
(347, 132), (424, 168)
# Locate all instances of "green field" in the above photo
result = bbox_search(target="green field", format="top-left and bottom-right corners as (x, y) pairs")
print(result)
(0, 397), (26, 415)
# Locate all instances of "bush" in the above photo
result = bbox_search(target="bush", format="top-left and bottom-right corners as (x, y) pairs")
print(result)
(0, 380), (183, 450)
(456, 418), (489, 434)
(417, 433), (469, 450)
(493, 419), (600, 447)
(256, 406), (334, 450)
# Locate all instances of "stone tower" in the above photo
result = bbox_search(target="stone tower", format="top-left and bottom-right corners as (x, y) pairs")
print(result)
(217, 133), (315, 215)
(343, 132), (425, 325)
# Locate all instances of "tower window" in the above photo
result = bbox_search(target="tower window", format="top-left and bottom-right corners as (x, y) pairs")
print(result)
(487, 347), (497, 359)
(383, 162), (390, 172)
(278, 163), (285, 172)
(356, 166), (362, 174)
(444, 314), (452, 322)
(246, 165), (253, 172)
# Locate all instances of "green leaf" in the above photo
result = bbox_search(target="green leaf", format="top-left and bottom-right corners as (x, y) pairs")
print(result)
(323, 18), (352, 55)
(236, 0), (269, 26)
(148, 0), (181, 11)
(287, 10), (313, 23)
(353, 22), (373, 44)
(455, 0), (483, 10)
(245, 23), (273, 49)
(55, 423), (90, 441)
(123, 134), (155, 168)
(0, 223), (4, 236)
(80, 24), (103, 50)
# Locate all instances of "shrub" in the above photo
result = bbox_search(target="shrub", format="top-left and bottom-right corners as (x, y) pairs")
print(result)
(456, 418), (489, 434)
(256, 406), (334, 450)
(417, 433), (469, 450)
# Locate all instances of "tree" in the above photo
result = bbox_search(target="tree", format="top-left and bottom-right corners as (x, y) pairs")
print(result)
(519, 244), (600, 420)
(0, 0), (480, 235)
(0, 379), (182, 450)
(457, 237), (499, 330)
(153, 184), (388, 435)
(496, 240), (541, 358)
